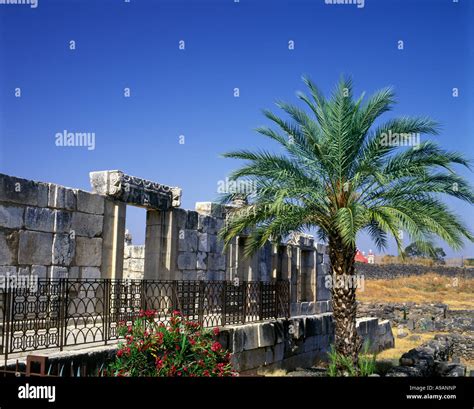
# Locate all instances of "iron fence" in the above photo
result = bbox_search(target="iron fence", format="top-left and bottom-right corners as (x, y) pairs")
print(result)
(0, 278), (290, 360)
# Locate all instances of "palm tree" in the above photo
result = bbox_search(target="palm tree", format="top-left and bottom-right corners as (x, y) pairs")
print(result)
(219, 76), (474, 367)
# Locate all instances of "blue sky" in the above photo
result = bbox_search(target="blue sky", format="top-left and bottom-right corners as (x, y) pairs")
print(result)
(0, 0), (472, 257)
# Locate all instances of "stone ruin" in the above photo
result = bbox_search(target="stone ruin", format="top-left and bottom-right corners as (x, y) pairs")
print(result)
(0, 170), (331, 309)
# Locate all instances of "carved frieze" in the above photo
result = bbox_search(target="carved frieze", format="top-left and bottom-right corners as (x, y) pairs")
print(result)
(90, 170), (182, 210)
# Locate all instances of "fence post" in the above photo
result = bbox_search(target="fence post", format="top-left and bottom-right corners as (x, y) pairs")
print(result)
(141, 280), (147, 312)
(3, 286), (12, 363)
(242, 282), (247, 324)
(104, 280), (110, 345)
(60, 278), (68, 351)
(274, 281), (279, 319)
(221, 283), (227, 326)
(259, 281), (264, 321)
(198, 281), (205, 325)
(172, 281), (179, 312)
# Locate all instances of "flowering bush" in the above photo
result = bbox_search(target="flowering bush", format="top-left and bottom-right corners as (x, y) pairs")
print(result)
(109, 310), (236, 377)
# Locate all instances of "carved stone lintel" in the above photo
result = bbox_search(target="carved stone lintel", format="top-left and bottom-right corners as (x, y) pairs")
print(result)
(90, 170), (182, 210)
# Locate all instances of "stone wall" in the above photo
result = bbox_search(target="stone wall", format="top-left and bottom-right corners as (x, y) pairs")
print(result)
(216, 313), (393, 373)
(0, 171), (331, 306)
(355, 262), (474, 279)
(387, 335), (466, 377)
(0, 173), (106, 280)
(357, 302), (473, 334)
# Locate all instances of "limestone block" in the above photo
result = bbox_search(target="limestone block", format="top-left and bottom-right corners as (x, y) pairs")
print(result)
(129, 258), (144, 272)
(208, 253), (226, 271)
(81, 267), (101, 279)
(213, 270), (225, 281)
(177, 252), (197, 270)
(303, 336), (318, 353)
(0, 174), (47, 207)
(300, 302), (309, 315)
(195, 202), (225, 218)
(242, 323), (260, 350)
(232, 327), (245, 353)
(0, 204), (24, 229)
(31, 265), (47, 279)
(182, 270), (198, 281)
(49, 266), (68, 279)
(178, 229), (198, 252)
(290, 303), (301, 317)
(89, 170), (182, 210)
(69, 266), (80, 279)
(48, 184), (76, 210)
(198, 232), (210, 252)
(305, 315), (323, 337)
(130, 246), (145, 259)
(272, 320), (285, 343)
(53, 210), (72, 233)
(52, 233), (75, 266)
(198, 215), (219, 234)
(71, 212), (103, 238)
(215, 218), (224, 234)
(258, 322), (276, 348)
(209, 234), (224, 253)
(173, 208), (187, 229)
(239, 348), (269, 371)
(273, 343), (285, 362)
(196, 252), (207, 270)
(185, 211), (198, 230)
(74, 237), (102, 266)
(0, 229), (18, 265)
(18, 231), (52, 265)
(76, 190), (104, 215)
(25, 207), (54, 232)
(17, 266), (30, 276)
(0, 266), (16, 276)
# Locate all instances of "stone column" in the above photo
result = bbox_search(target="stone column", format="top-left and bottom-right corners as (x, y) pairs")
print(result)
(289, 246), (299, 303)
(101, 199), (126, 279)
(144, 210), (164, 280)
(316, 244), (331, 301)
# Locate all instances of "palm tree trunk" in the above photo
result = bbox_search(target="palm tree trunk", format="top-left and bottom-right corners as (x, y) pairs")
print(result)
(328, 236), (362, 369)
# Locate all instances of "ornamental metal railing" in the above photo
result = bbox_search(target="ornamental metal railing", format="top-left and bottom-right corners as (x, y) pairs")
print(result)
(0, 278), (290, 360)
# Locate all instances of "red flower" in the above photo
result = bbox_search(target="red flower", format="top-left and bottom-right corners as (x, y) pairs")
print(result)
(211, 342), (222, 352)
(213, 327), (220, 336)
(117, 349), (123, 358)
(172, 310), (181, 316)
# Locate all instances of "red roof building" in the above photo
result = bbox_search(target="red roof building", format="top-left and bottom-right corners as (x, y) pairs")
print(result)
(355, 249), (368, 263)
